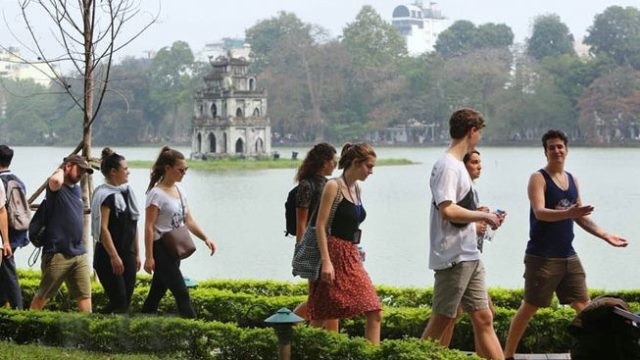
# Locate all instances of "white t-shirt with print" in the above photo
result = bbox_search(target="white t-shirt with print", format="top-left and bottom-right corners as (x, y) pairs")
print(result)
(146, 185), (189, 241)
(429, 152), (480, 270)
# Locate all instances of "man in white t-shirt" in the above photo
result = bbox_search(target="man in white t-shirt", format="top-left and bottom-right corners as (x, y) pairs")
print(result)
(421, 108), (505, 360)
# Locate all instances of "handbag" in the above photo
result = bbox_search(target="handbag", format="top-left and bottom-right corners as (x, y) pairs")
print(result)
(161, 225), (196, 260)
(292, 179), (343, 280)
(160, 187), (196, 260)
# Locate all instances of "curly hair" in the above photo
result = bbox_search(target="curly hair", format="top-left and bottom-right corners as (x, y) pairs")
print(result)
(295, 142), (336, 182)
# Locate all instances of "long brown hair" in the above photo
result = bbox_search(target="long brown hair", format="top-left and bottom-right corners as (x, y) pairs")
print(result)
(146, 146), (185, 193)
(295, 142), (336, 182)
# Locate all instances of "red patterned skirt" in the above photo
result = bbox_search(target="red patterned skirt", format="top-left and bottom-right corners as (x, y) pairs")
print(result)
(307, 236), (381, 320)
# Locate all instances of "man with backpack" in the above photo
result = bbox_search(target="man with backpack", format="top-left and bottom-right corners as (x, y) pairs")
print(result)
(0, 145), (26, 309)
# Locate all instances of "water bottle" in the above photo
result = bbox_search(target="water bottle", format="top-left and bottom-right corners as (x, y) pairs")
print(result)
(357, 245), (366, 262)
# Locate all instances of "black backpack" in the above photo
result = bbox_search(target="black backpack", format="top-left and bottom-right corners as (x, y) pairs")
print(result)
(569, 295), (640, 360)
(284, 185), (298, 236)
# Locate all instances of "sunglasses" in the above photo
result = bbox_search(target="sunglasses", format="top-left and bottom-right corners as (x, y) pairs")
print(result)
(177, 167), (189, 174)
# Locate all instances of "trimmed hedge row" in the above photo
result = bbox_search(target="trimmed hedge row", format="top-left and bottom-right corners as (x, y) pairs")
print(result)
(11, 270), (640, 354)
(0, 309), (479, 359)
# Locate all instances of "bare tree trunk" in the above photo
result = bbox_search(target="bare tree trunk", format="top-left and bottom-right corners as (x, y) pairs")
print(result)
(81, 0), (94, 250)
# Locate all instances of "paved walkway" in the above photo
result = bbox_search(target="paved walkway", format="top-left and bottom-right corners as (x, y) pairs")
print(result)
(513, 354), (570, 360)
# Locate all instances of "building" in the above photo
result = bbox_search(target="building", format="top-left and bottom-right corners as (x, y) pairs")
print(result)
(191, 54), (271, 158)
(0, 47), (58, 87)
(391, 1), (448, 55)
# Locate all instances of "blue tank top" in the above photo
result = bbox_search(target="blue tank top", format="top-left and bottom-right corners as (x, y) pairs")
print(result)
(526, 169), (578, 258)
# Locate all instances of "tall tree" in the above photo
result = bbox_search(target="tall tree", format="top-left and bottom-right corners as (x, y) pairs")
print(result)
(585, 6), (640, 69)
(7, 0), (156, 245)
(148, 41), (195, 142)
(341, 5), (407, 68)
(435, 20), (513, 58)
(527, 14), (576, 60)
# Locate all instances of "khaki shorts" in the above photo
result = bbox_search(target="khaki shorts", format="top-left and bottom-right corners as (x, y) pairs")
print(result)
(432, 260), (489, 318)
(36, 253), (92, 300)
(523, 254), (588, 308)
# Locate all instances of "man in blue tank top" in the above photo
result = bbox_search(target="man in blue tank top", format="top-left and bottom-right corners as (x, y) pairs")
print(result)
(503, 129), (628, 360)
(30, 154), (94, 313)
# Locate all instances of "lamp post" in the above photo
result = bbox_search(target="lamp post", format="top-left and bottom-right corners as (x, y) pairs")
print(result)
(264, 307), (304, 360)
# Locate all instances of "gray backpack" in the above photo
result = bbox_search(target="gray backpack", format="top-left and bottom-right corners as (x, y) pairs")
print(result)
(0, 174), (31, 231)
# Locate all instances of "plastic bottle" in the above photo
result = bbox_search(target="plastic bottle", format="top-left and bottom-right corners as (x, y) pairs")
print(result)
(357, 245), (366, 262)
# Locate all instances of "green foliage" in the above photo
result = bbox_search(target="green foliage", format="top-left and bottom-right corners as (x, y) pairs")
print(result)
(527, 14), (576, 60)
(585, 6), (640, 69)
(435, 20), (513, 59)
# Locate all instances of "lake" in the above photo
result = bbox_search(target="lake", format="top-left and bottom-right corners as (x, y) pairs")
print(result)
(9, 145), (640, 291)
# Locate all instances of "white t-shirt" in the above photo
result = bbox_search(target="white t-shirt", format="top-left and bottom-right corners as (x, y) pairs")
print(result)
(146, 185), (189, 241)
(428, 152), (480, 270)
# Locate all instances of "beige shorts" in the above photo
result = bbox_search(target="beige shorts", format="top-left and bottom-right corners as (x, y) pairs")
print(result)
(432, 260), (489, 318)
(523, 254), (588, 307)
(36, 253), (91, 300)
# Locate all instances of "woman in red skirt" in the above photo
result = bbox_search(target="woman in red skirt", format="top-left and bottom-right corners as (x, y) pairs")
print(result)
(308, 143), (382, 345)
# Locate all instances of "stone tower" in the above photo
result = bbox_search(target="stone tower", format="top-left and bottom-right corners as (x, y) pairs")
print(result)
(191, 55), (271, 158)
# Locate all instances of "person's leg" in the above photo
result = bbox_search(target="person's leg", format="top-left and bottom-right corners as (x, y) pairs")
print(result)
(30, 253), (67, 310)
(66, 254), (92, 313)
(557, 255), (590, 314)
(439, 304), (464, 347)
(294, 301), (309, 320)
(94, 246), (126, 313)
(421, 313), (456, 343)
(468, 307), (503, 359)
(152, 241), (195, 318)
(423, 262), (477, 344)
(503, 301), (538, 358)
(459, 260), (502, 359)
(122, 251), (138, 311)
(1, 251), (23, 309)
(364, 310), (382, 345)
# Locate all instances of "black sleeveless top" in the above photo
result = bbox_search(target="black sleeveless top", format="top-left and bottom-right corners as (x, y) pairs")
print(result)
(330, 198), (366, 241)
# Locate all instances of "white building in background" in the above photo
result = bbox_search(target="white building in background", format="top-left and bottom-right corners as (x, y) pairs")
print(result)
(391, 1), (448, 55)
(195, 38), (252, 63)
(0, 47), (58, 87)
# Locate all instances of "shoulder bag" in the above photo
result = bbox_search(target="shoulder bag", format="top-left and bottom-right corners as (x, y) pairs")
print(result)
(161, 187), (196, 260)
(292, 179), (343, 280)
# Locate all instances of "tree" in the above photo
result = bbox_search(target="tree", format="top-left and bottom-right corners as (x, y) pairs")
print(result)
(578, 67), (640, 144)
(148, 41), (195, 142)
(435, 20), (513, 58)
(585, 6), (640, 69)
(341, 5), (407, 68)
(7, 0), (156, 245)
(527, 14), (576, 60)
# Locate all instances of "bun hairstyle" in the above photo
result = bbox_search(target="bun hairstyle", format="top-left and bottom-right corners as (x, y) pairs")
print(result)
(146, 146), (185, 193)
(338, 143), (376, 170)
(99, 147), (125, 177)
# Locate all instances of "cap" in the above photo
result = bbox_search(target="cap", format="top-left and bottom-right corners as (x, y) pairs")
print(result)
(64, 154), (94, 174)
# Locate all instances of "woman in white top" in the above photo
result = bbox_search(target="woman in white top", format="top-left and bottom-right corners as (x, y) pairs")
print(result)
(141, 146), (216, 318)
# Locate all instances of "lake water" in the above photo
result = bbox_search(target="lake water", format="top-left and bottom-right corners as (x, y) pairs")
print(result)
(9, 145), (640, 291)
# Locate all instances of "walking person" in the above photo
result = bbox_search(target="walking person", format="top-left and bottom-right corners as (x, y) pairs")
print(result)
(421, 108), (504, 360)
(141, 146), (216, 318)
(0, 145), (24, 308)
(307, 143), (382, 345)
(503, 129), (628, 360)
(30, 154), (94, 312)
(291, 142), (338, 330)
(439, 149), (502, 347)
(91, 147), (140, 313)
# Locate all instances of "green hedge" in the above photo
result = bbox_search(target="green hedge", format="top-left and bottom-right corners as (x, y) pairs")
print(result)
(11, 269), (640, 354)
(0, 309), (478, 359)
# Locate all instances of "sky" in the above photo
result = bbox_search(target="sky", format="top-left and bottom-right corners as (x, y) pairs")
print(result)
(0, 0), (638, 62)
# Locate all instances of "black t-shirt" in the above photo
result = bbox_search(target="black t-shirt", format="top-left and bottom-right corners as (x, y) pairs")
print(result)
(102, 192), (137, 255)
